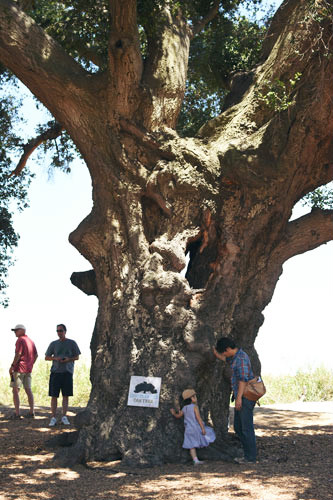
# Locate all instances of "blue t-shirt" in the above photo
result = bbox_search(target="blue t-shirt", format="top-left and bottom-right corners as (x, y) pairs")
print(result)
(45, 338), (81, 374)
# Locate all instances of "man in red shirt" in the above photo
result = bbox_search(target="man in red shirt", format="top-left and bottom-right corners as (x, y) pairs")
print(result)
(9, 324), (38, 419)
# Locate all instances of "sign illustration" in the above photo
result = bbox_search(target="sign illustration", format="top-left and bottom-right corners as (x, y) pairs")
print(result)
(127, 376), (161, 408)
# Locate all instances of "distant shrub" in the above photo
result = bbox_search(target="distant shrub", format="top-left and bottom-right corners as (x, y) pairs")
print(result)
(0, 358), (91, 407)
(261, 366), (333, 405)
(1, 363), (332, 409)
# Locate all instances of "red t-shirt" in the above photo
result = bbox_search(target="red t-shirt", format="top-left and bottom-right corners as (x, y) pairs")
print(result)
(13, 335), (38, 373)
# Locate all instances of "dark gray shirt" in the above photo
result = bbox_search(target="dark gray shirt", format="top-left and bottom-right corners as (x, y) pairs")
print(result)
(45, 338), (81, 374)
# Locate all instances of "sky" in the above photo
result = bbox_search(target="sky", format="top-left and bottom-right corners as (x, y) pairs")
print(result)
(1, 0), (332, 376)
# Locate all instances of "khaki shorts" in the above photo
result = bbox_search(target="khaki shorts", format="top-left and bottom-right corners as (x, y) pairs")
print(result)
(10, 372), (32, 390)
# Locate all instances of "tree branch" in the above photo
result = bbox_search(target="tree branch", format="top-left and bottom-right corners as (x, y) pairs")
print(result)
(119, 119), (176, 160)
(9, 122), (63, 177)
(71, 270), (97, 297)
(275, 209), (333, 262)
(191, 0), (220, 38)
(0, 0), (96, 124)
(71, 39), (106, 69)
(201, 0), (333, 203)
(107, 0), (142, 115)
(140, 4), (191, 129)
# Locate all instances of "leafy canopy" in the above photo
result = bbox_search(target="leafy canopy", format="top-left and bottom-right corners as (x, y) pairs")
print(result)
(1, 0), (331, 306)
(0, 0), (269, 307)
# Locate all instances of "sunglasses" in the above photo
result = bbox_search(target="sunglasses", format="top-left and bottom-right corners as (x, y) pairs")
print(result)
(56, 329), (64, 332)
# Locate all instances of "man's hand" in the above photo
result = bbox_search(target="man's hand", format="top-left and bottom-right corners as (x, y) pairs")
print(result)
(235, 396), (242, 411)
(60, 357), (70, 363)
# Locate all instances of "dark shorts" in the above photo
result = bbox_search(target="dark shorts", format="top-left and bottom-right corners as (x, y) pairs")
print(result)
(49, 372), (73, 397)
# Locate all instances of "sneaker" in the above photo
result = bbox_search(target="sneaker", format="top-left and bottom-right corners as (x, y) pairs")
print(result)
(234, 457), (256, 464)
(193, 460), (204, 465)
(9, 414), (22, 420)
(49, 417), (57, 427)
(24, 412), (35, 419)
(61, 415), (70, 425)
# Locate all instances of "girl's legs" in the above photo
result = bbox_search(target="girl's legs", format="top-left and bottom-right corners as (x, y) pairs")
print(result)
(190, 448), (204, 464)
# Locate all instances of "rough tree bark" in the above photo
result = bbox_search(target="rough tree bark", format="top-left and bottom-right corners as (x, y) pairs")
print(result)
(0, 0), (332, 465)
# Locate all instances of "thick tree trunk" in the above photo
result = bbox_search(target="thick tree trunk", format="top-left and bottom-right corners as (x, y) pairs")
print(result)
(67, 136), (236, 465)
(67, 99), (332, 466)
(65, 1), (333, 465)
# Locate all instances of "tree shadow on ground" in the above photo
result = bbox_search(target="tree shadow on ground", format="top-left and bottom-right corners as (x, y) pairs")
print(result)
(0, 405), (332, 500)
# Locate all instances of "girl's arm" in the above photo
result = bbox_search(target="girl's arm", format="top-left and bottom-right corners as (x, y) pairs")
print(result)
(170, 408), (184, 418)
(194, 405), (206, 435)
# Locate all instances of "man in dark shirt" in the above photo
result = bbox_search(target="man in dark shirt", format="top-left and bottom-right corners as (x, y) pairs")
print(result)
(9, 324), (38, 419)
(45, 324), (81, 427)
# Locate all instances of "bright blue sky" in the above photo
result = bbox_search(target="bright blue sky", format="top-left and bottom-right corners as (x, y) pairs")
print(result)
(1, 0), (332, 375)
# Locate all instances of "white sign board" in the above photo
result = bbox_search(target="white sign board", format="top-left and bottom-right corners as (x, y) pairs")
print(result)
(127, 376), (162, 408)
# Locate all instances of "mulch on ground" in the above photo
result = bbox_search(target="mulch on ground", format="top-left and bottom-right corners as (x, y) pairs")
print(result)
(0, 403), (332, 500)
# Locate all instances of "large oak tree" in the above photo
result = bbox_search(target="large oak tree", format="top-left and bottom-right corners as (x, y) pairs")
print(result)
(0, 0), (332, 465)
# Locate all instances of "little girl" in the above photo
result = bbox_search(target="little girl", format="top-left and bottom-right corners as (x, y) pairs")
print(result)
(170, 388), (215, 465)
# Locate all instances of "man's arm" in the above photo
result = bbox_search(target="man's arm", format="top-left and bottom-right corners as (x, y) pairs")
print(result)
(33, 345), (38, 364)
(9, 351), (22, 374)
(235, 353), (252, 410)
(235, 380), (246, 410)
(45, 344), (60, 362)
(45, 355), (61, 361)
(212, 347), (226, 361)
(61, 341), (81, 363)
(60, 355), (79, 364)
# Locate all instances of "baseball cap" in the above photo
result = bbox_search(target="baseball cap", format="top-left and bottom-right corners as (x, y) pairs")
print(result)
(11, 324), (26, 331)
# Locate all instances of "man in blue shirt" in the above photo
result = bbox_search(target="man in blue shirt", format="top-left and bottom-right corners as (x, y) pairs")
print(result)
(213, 337), (256, 463)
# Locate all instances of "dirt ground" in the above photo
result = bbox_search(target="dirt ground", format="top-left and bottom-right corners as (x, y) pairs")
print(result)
(0, 402), (332, 500)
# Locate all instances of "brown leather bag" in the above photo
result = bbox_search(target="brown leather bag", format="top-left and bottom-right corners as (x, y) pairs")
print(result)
(243, 377), (266, 402)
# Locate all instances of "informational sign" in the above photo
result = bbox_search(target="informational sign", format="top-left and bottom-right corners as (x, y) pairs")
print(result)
(127, 376), (162, 408)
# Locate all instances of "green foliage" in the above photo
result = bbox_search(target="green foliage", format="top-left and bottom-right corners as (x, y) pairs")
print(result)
(309, 0), (333, 24)
(302, 184), (333, 210)
(0, 83), (33, 307)
(0, 78), (75, 307)
(23, 0), (269, 137)
(178, 13), (267, 136)
(36, 121), (79, 174)
(27, 0), (109, 71)
(0, 359), (91, 407)
(255, 72), (302, 112)
(261, 366), (333, 405)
